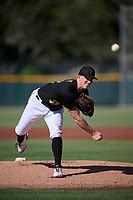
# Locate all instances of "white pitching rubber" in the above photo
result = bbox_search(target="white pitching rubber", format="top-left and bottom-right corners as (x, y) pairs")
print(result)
(15, 157), (26, 161)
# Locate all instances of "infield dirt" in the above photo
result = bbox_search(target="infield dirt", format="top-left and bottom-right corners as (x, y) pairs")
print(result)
(0, 160), (133, 189)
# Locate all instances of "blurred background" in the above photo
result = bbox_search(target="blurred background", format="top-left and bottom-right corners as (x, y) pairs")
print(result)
(0, 0), (133, 106)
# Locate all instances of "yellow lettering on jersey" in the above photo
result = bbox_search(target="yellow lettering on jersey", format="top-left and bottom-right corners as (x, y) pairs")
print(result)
(49, 99), (60, 105)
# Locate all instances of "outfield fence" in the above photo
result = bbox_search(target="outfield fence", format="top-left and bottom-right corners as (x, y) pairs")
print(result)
(0, 73), (133, 105)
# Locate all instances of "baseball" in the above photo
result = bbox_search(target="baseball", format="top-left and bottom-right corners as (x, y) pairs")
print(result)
(111, 43), (120, 52)
(15, 157), (26, 161)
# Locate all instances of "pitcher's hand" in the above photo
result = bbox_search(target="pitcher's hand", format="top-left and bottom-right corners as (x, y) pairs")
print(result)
(92, 131), (102, 141)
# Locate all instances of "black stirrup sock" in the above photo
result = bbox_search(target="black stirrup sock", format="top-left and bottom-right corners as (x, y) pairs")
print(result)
(16, 134), (26, 144)
(52, 137), (63, 168)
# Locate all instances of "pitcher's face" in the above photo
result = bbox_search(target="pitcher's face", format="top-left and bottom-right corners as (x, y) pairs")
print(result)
(77, 75), (93, 90)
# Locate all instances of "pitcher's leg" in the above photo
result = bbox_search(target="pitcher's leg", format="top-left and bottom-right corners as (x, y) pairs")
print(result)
(44, 109), (63, 139)
(44, 110), (63, 177)
(15, 104), (37, 136)
(15, 133), (29, 153)
(52, 137), (63, 168)
(52, 137), (63, 178)
(15, 91), (45, 152)
(15, 88), (48, 137)
(15, 102), (39, 152)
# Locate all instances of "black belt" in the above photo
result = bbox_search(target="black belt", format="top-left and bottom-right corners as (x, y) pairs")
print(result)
(36, 95), (42, 103)
(36, 95), (40, 100)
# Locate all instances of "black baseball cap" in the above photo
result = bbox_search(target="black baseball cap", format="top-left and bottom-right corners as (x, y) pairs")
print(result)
(78, 66), (98, 80)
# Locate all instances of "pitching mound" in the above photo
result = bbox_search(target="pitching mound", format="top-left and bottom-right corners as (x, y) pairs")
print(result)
(0, 160), (133, 189)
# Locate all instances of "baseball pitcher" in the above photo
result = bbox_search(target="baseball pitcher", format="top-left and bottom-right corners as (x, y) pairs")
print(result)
(15, 66), (102, 178)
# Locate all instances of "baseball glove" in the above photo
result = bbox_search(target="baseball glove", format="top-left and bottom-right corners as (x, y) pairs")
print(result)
(77, 93), (94, 117)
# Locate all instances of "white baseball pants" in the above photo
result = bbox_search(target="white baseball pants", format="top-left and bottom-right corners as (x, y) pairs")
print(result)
(15, 89), (63, 139)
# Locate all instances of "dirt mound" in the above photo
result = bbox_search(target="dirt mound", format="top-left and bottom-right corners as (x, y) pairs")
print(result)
(0, 160), (133, 189)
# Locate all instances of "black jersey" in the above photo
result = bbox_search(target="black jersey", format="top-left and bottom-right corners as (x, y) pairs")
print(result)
(38, 79), (88, 111)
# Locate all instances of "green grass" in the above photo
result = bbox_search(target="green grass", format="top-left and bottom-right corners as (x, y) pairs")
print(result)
(0, 188), (133, 200)
(0, 139), (133, 163)
(0, 106), (133, 127)
(90, 106), (133, 127)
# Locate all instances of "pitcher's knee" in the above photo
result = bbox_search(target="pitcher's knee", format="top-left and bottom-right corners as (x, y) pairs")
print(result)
(50, 132), (62, 139)
(15, 126), (27, 136)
